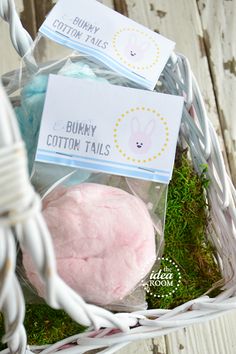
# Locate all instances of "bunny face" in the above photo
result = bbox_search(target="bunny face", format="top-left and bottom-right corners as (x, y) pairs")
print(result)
(124, 34), (150, 63)
(129, 117), (156, 155)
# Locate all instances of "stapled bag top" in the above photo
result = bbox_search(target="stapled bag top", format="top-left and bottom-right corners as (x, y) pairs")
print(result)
(39, 0), (175, 90)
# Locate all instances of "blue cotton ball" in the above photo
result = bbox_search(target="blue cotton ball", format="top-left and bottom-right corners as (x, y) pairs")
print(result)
(58, 61), (108, 83)
(15, 85), (47, 173)
(21, 75), (48, 97)
(58, 61), (96, 79)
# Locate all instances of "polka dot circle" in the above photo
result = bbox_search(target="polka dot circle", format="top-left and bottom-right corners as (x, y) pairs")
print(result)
(113, 107), (169, 163)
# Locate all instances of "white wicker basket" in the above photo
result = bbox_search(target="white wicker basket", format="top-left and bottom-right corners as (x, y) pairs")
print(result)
(0, 1), (236, 353)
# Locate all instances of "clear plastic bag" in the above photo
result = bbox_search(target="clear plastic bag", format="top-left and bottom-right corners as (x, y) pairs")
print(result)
(10, 34), (168, 311)
(20, 170), (167, 311)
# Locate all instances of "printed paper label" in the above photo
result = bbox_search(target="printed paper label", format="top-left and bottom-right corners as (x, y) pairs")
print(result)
(39, 0), (175, 90)
(36, 75), (183, 183)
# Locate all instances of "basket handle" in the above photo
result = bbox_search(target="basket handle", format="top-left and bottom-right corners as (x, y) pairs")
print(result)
(0, 0), (32, 57)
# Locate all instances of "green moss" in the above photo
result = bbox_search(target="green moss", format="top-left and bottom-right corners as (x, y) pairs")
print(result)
(0, 314), (5, 351)
(0, 305), (85, 350)
(147, 151), (221, 309)
(24, 305), (85, 345)
(0, 151), (222, 347)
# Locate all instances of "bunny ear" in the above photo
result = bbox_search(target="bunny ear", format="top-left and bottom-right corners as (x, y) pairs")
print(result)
(127, 34), (137, 47)
(145, 119), (156, 136)
(140, 40), (150, 52)
(131, 117), (140, 133)
(53, 120), (65, 131)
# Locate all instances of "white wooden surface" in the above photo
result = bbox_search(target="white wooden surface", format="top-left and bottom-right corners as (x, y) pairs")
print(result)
(124, 0), (231, 173)
(0, 1), (236, 353)
(197, 0), (236, 182)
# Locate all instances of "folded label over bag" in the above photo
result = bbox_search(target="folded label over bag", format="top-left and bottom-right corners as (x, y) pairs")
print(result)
(36, 75), (184, 183)
(39, 0), (175, 90)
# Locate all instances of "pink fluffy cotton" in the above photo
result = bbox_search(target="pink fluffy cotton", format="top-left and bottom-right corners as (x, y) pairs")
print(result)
(23, 183), (156, 305)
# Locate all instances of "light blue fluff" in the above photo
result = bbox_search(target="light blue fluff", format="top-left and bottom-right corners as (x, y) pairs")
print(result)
(15, 61), (108, 179)
(15, 75), (48, 173)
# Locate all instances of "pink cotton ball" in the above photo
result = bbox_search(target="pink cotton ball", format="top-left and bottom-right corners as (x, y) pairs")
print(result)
(23, 183), (156, 305)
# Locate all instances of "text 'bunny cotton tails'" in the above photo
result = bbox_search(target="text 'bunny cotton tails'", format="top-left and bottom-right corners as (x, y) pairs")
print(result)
(22, 183), (156, 306)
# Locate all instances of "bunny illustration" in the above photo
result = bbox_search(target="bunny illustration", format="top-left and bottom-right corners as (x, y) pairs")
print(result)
(124, 34), (150, 63)
(53, 121), (66, 131)
(129, 117), (156, 155)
